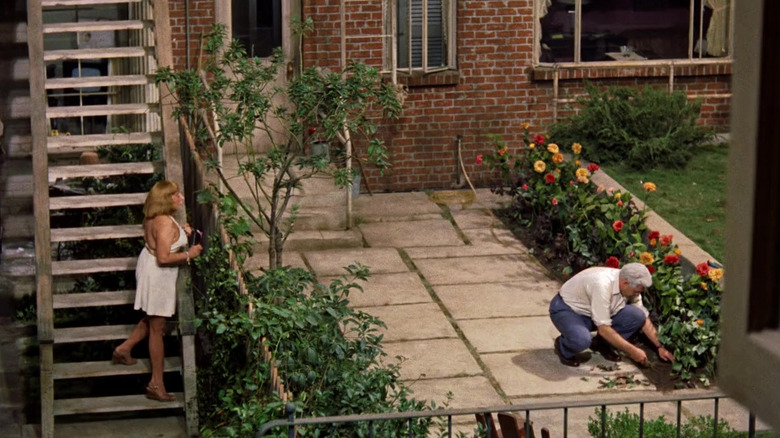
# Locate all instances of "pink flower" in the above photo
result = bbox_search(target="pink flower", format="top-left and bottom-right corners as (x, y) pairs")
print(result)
(497, 149), (505, 156)
(587, 163), (600, 173)
(534, 134), (545, 145)
(606, 256), (620, 268)
(545, 173), (556, 184)
(629, 251), (635, 258)
(612, 220), (624, 232)
(475, 154), (483, 165)
(570, 180), (575, 186)
(521, 184), (528, 191)
(551, 198), (558, 206)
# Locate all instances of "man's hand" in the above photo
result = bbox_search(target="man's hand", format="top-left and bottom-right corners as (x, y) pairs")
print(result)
(628, 346), (648, 365)
(658, 346), (675, 362)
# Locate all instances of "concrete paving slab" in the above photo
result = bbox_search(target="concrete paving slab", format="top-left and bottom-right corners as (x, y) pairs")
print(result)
(415, 255), (547, 286)
(244, 251), (307, 273)
(358, 303), (458, 342)
(403, 376), (505, 412)
(436, 282), (559, 319)
(458, 317), (559, 353)
(359, 219), (465, 248)
(483, 351), (648, 397)
(304, 247), (409, 276)
(319, 272), (432, 307)
(383, 339), (483, 380)
(462, 228), (528, 249)
(464, 189), (512, 211)
(683, 397), (772, 432)
(354, 192), (444, 222)
(405, 242), (523, 259)
(449, 209), (504, 230)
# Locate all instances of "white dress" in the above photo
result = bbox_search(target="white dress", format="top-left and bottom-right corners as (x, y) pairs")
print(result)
(134, 216), (187, 317)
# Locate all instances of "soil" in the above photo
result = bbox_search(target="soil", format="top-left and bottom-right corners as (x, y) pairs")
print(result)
(493, 208), (697, 392)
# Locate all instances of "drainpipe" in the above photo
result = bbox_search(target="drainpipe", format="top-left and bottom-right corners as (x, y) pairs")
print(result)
(185, 0), (190, 69)
(452, 135), (465, 189)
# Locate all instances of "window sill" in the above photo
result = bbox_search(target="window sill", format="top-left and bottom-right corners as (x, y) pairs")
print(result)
(391, 70), (460, 88)
(531, 59), (732, 81)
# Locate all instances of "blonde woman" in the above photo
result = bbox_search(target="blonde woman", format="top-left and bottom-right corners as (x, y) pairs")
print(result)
(112, 180), (203, 402)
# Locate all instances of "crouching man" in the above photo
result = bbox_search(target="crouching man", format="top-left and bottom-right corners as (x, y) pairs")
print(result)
(549, 263), (676, 367)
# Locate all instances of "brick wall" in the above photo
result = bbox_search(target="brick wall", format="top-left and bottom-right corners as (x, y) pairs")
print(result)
(300, 0), (731, 192)
(168, 0), (216, 71)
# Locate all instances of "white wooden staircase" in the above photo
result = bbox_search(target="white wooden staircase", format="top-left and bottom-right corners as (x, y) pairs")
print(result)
(26, 0), (196, 436)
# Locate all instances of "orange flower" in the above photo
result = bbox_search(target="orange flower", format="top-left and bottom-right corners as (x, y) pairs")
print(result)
(521, 122), (531, 130)
(649, 238), (657, 246)
(643, 182), (657, 192)
(696, 319), (704, 326)
(674, 248), (681, 255)
(552, 153), (564, 164)
(700, 282), (708, 291)
(571, 142), (582, 154)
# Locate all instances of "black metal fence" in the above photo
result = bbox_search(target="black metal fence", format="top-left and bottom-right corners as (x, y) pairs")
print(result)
(257, 389), (760, 438)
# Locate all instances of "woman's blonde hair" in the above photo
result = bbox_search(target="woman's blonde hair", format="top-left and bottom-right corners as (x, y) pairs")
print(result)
(143, 180), (179, 219)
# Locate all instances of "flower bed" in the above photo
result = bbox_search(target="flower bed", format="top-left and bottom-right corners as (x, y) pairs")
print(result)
(481, 126), (723, 387)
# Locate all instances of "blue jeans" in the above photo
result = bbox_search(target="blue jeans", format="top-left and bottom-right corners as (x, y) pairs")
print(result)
(549, 293), (646, 359)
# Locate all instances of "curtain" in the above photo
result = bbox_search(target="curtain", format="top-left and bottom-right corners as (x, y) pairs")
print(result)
(704, 0), (729, 57)
(535, 0), (553, 60)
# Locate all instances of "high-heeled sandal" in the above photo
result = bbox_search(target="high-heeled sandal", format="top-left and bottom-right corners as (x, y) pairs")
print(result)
(112, 348), (137, 366)
(145, 384), (175, 402)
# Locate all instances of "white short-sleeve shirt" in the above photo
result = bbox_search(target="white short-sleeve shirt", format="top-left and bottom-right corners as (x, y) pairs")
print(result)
(558, 267), (649, 327)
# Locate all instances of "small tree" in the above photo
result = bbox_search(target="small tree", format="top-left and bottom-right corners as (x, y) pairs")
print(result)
(156, 22), (403, 269)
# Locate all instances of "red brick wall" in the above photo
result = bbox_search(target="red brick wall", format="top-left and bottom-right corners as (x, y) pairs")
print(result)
(168, 0), (216, 71)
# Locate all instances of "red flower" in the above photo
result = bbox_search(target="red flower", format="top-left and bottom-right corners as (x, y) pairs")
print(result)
(475, 154), (483, 165)
(617, 200), (623, 207)
(648, 230), (660, 240)
(308, 127), (317, 135)
(545, 173), (556, 184)
(612, 220), (624, 232)
(521, 184), (528, 191)
(660, 234), (673, 246)
(534, 134), (545, 145)
(587, 163), (600, 172)
(647, 265), (656, 274)
(551, 198), (558, 205)
(664, 255), (680, 265)
(696, 262), (710, 278)
(606, 256), (620, 268)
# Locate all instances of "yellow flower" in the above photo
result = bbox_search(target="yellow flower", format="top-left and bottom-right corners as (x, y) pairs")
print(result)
(575, 160), (581, 166)
(575, 168), (589, 179)
(643, 182), (657, 192)
(547, 143), (559, 154)
(552, 153), (564, 164)
(571, 142), (582, 154)
(674, 248), (681, 256)
(577, 176), (589, 184)
(639, 252), (654, 265)
(529, 143), (535, 150)
(700, 282), (708, 291)
(708, 268), (724, 282)
(614, 192), (622, 200)
(521, 122), (530, 130)
(533, 160), (546, 173)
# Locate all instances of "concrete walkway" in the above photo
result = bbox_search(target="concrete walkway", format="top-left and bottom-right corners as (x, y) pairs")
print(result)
(240, 171), (766, 436)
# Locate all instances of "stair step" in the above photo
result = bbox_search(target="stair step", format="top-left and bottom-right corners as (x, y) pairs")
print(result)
(53, 357), (182, 379)
(54, 323), (175, 343)
(43, 0), (142, 6)
(48, 133), (157, 154)
(45, 74), (151, 90)
(50, 225), (143, 243)
(54, 393), (183, 416)
(43, 47), (149, 62)
(47, 103), (158, 119)
(49, 192), (147, 210)
(49, 161), (162, 182)
(52, 257), (136, 276)
(43, 20), (146, 35)
(53, 290), (135, 308)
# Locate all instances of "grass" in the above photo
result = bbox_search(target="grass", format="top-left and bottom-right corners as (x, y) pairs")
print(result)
(601, 142), (728, 263)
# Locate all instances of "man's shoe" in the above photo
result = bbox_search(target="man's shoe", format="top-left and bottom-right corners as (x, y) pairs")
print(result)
(554, 336), (580, 367)
(590, 336), (621, 362)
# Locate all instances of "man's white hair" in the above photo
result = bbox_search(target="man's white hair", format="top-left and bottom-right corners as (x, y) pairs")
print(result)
(619, 262), (653, 288)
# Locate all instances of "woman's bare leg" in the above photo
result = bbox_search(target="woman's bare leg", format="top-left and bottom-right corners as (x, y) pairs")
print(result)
(113, 317), (149, 364)
(147, 316), (168, 390)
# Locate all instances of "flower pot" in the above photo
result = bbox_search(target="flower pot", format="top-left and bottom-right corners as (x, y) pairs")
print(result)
(311, 140), (330, 162)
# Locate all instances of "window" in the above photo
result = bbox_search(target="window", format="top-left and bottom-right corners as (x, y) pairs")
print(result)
(536, 0), (732, 63)
(232, 0), (281, 58)
(394, 0), (455, 73)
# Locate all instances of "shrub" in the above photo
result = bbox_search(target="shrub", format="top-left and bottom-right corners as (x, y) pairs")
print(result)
(588, 408), (746, 438)
(548, 83), (714, 169)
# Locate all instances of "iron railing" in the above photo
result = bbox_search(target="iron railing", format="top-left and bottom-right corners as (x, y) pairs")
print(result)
(257, 389), (760, 438)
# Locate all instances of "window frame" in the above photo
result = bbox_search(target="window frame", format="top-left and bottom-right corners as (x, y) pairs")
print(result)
(388, 0), (457, 75)
(533, 0), (735, 66)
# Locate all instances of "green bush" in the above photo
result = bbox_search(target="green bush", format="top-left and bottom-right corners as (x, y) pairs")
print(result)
(588, 408), (747, 438)
(548, 83), (714, 169)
